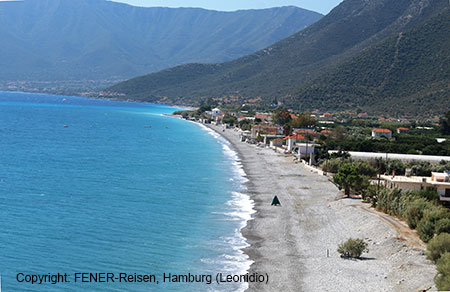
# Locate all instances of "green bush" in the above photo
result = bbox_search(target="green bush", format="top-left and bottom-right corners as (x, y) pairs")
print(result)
(405, 198), (431, 229)
(435, 252), (450, 290)
(435, 218), (450, 235)
(355, 161), (377, 177)
(333, 163), (374, 197)
(385, 159), (406, 176)
(337, 238), (369, 259)
(321, 158), (347, 173)
(427, 233), (450, 262)
(417, 206), (450, 242)
(414, 188), (440, 203)
(362, 184), (378, 205)
(418, 218), (437, 243)
(375, 187), (404, 216)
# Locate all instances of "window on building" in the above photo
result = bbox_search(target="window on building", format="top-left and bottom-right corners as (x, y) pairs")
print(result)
(445, 188), (450, 197)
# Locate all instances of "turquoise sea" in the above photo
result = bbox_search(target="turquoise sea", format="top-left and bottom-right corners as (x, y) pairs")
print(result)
(0, 91), (253, 291)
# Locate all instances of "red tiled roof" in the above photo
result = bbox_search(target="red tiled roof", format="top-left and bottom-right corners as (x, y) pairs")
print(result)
(284, 134), (306, 140)
(397, 127), (409, 131)
(289, 113), (299, 119)
(252, 125), (279, 134)
(295, 129), (317, 134)
(321, 130), (332, 134)
(373, 128), (392, 133)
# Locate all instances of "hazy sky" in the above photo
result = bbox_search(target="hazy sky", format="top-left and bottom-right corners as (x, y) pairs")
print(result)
(110, 0), (344, 14)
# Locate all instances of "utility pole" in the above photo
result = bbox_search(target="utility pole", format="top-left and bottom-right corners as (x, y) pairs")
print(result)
(378, 158), (382, 191)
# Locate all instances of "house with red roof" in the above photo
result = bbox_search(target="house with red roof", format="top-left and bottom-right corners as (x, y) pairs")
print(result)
(289, 113), (299, 120)
(251, 125), (282, 139)
(397, 127), (410, 134)
(372, 128), (392, 138)
(358, 112), (369, 118)
(237, 116), (246, 122)
(254, 113), (272, 124)
(284, 134), (306, 152)
(322, 113), (333, 119)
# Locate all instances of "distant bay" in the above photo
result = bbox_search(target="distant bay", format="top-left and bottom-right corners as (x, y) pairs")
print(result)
(0, 91), (252, 291)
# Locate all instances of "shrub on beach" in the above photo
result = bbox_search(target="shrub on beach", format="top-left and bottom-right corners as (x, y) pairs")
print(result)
(427, 233), (450, 262)
(337, 238), (368, 259)
(435, 218), (450, 235)
(362, 184), (378, 205)
(435, 252), (450, 291)
(417, 206), (450, 242)
(413, 188), (441, 203)
(405, 198), (431, 229)
(375, 187), (403, 216)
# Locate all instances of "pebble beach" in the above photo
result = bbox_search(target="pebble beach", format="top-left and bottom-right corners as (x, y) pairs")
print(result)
(206, 124), (437, 292)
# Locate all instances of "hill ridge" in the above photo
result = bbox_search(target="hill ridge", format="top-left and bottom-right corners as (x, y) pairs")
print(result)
(0, 0), (322, 80)
(106, 0), (450, 117)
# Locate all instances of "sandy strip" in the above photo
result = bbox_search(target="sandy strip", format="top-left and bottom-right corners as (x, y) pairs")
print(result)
(205, 124), (436, 292)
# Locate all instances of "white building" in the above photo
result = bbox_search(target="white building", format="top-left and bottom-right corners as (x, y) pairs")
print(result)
(284, 134), (305, 152)
(328, 151), (450, 163)
(372, 128), (392, 138)
(382, 172), (450, 202)
(297, 143), (320, 155)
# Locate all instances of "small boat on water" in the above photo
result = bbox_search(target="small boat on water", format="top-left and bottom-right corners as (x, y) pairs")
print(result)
(64, 125), (69, 128)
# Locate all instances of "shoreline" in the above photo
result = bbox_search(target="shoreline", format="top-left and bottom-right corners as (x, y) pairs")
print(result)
(196, 123), (255, 292)
(203, 123), (437, 292)
(0, 90), (196, 111)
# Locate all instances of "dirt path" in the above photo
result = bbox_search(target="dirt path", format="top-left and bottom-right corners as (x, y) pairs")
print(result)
(355, 204), (426, 248)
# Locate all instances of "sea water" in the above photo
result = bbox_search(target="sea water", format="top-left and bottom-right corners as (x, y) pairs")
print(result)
(0, 91), (254, 291)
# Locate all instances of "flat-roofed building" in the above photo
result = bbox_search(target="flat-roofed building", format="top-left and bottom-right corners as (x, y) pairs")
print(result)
(382, 172), (450, 202)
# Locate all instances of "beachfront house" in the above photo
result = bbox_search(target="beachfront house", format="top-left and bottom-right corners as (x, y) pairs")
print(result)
(296, 142), (320, 156)
(381, 171), (450, 202)
(296, 142), (320, 164)
(372, 128), (392, 138)
(251, 125), (282, 139)
(270, 138), (284, 148)
(212, 108), (225, 122)
(284, 134), (306, 152)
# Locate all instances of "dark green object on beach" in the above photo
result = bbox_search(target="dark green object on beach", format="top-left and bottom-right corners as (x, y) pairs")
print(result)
(271, 196), (281, 206)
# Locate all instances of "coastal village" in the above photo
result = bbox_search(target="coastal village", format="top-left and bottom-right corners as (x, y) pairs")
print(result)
(174, 105), (450, 290)
(197, 106), (450, 198)
(176, 106), (450, 201)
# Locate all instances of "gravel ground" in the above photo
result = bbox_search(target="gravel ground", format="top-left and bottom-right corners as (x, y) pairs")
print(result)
(206, 125), (437, 292)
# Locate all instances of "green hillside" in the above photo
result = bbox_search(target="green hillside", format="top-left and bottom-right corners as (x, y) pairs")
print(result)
(0, 0), (322, 81)
(293, 8), (450, 116)
(107, 0), (450, 117)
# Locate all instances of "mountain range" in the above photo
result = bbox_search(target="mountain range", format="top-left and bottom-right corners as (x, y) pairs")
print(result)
(0, 0), (322, 81)
(107, 0), (450, 116)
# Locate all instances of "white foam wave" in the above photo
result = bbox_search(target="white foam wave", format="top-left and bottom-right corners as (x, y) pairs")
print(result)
(195, 123), (255, 292)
